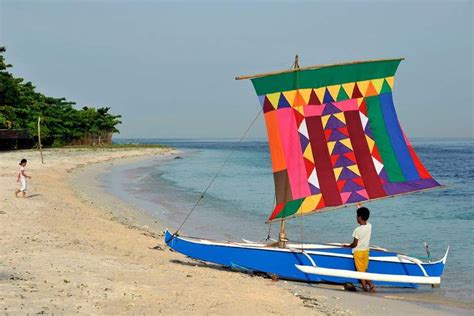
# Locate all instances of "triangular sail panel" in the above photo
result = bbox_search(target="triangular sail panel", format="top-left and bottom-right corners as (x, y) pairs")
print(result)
(246, 59), (441, 222)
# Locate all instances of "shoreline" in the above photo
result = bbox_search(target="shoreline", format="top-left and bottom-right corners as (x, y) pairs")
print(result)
(76, 149), (472, 314)
(0, 148), (471, 314)
(71, 153), (175, 239)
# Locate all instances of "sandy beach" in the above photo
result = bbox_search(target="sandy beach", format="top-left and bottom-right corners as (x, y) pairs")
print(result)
(0, 148), (470, 315)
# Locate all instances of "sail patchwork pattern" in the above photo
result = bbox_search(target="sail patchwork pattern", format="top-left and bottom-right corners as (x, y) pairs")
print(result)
(251, 59), (441, 222)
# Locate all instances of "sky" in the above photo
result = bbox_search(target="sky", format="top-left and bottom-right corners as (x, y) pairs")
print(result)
(0, 0), (472, 139)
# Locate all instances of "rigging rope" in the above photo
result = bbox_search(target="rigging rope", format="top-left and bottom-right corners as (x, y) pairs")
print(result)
(171, 107), (263, 238)
(265, 195), (276, 241)
(266, 222), (272, 241)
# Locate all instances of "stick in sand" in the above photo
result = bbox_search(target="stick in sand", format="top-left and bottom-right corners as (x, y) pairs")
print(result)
(38, 116), (44, 164)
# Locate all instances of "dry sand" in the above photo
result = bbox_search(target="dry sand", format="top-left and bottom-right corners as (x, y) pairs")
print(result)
(0, 148), (469, 315)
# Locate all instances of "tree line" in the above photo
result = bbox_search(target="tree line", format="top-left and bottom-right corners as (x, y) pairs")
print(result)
(0, 46), (121, 147)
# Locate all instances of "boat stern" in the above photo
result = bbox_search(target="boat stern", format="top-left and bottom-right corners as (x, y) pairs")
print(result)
(442, 246), (450, 265)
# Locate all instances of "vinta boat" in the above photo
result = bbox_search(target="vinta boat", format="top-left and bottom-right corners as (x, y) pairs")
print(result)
(165, 57), (448, 288)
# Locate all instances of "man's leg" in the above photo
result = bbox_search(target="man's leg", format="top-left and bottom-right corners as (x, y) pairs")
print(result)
(355, 250), (371, 292)
(367, 280), (376, 293)
(360, 279), (369, 291)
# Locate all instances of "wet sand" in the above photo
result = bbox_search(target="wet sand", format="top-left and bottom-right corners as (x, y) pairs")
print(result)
(0, 148), (470, 314)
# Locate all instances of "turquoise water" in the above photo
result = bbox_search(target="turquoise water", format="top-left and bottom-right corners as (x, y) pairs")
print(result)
(107, 138), (473, 304)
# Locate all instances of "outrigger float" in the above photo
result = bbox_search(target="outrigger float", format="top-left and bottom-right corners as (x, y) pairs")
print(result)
(166, 57), (448, 288)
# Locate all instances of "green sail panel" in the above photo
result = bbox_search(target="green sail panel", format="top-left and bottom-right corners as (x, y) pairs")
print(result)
(251, 59), (403, 95)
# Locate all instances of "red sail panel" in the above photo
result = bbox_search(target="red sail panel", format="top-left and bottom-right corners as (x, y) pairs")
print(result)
(345, 111), (386, 199)
(306, 116), (342, 206)
(403, 131), (433, 179)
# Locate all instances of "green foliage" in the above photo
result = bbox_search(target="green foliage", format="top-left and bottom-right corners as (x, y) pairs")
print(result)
(0, 47), (122, 145)
(63, 143), (169, 149)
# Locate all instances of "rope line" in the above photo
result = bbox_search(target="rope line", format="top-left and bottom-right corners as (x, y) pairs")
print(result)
(265, 195), (276, 240)
(171, 108), (263, 237)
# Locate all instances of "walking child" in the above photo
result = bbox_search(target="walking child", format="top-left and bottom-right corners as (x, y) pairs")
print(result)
(344, 206), (376, 293)
(15, 159), (31, 198)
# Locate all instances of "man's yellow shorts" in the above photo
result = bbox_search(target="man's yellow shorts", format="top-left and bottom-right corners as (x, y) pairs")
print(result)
(353, 250), (369, 272)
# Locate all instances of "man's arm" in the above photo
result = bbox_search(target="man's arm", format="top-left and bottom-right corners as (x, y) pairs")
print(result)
(344, 238), (358, 248)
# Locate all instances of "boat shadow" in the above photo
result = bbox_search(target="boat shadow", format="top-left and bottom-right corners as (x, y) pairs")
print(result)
(169, 259), (270, 279)
(168, 259), (419, 296)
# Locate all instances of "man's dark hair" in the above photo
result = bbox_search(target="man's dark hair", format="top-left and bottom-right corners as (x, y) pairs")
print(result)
(20, 159), (27, 165)
(357, 207), (370, 221)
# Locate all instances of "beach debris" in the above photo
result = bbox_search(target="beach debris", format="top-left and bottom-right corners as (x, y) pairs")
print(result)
(270, 274), (279, 282)
(294, 293), (322, 309)
(343, 283), (357, 292)
(9, 274), (26, 281)
(151, 244), (164, 251)
(142, 231), (162, 239)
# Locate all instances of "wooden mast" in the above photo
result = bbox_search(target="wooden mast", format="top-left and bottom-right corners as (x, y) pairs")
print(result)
(278, 220), (287, 248)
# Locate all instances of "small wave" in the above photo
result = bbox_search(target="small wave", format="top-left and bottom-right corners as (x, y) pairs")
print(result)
(453, 212), (474, 220)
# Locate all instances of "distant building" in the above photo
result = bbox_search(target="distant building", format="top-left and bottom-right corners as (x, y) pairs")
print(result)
(0, 129), (34, 151)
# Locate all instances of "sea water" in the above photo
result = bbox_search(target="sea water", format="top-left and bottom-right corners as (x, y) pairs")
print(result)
(106, 138), (473, 305)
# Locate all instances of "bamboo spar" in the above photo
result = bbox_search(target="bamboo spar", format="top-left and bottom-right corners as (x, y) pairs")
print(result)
(235, 57), (405, 81)
(266, 185), (445, 224)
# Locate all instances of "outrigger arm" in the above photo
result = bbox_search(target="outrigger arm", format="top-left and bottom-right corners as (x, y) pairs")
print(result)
(295, 246), (449, 285)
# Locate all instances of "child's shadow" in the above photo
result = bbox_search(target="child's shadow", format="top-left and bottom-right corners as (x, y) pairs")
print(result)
(26, 194), (42, 199)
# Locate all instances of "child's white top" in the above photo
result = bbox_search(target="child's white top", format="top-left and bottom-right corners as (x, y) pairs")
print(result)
(19, 166), (26, 179)
(352, 223), (372, 253)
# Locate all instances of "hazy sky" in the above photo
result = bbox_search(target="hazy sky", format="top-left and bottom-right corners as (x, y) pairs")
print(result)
(1, 0), (472, 138)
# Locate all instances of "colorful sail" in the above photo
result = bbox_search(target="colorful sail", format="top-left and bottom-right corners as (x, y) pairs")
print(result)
(242, 59), (441, 222)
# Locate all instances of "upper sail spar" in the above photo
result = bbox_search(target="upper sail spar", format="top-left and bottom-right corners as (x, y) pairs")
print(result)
(241, 59), (441, 222)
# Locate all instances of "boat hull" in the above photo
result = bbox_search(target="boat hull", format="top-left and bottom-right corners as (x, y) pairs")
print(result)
(164, 231), (447, 288)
